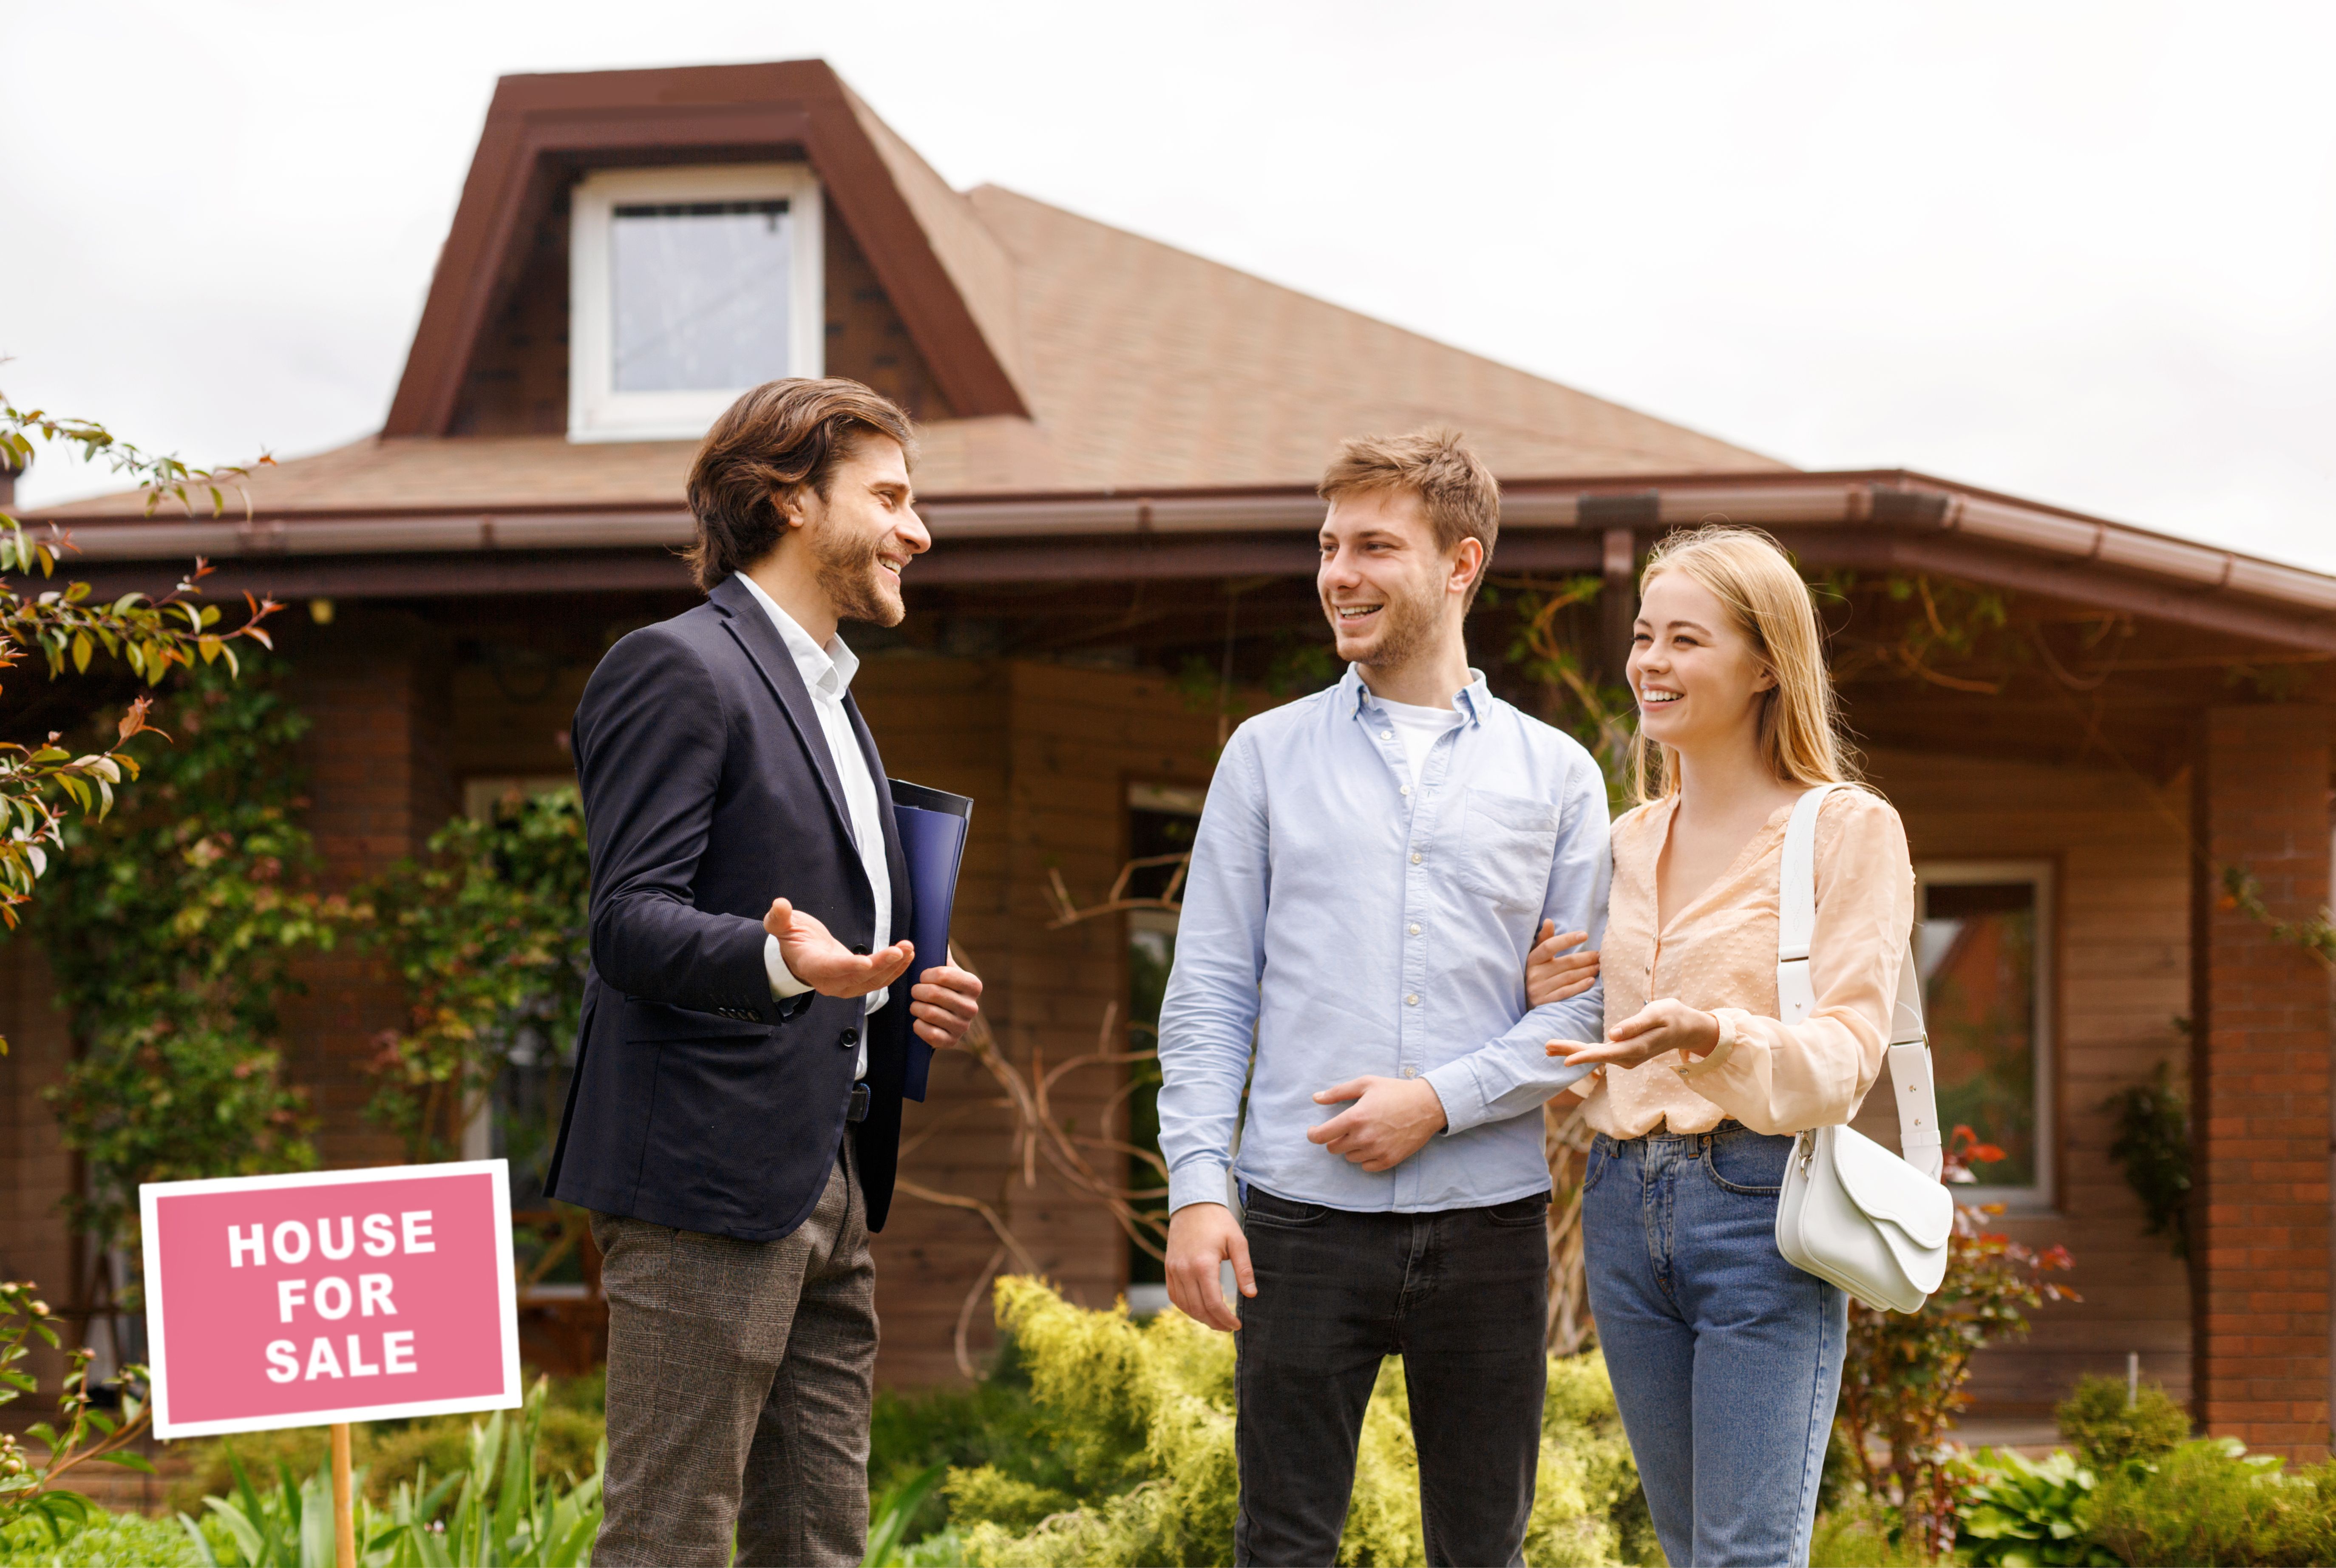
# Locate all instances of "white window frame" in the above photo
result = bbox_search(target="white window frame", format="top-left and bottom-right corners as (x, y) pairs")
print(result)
(1914, 859), (2056, 1209)
(568, 163), (825, 443)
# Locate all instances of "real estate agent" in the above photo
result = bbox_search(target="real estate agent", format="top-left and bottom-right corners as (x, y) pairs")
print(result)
(545, 378), (984, 1568)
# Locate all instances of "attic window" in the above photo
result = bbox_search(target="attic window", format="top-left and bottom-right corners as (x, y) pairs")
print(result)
(569, 164), (824, 442)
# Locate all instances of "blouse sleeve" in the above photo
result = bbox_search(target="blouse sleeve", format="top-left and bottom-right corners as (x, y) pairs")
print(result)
(1674, 791), (1915, 1135)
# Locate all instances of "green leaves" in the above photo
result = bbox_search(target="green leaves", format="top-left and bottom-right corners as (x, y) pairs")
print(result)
(0, 1280), (156, 1545)
(355, 788), (589, 1166)
(1953, 1449), (2121, 1566)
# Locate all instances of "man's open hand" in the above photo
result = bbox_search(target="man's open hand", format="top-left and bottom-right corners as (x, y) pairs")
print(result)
(764, 898), (914, 998)
(1165, 1202), (1254, 1332)
(909, 964), (984, 1050)
(1306, 1076), (1448, 1172)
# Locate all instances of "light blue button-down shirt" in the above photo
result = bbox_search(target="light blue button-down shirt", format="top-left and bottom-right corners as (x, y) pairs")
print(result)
(1158, 665), (1610, 1215)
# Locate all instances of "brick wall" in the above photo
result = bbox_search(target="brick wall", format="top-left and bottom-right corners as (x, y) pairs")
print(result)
(2189, 705), (2333, 1459)
(278, 612), (459, 1167)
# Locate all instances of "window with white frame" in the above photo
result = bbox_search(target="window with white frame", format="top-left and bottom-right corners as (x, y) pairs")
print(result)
(1915, 861), (2054, 1203)
(568, 164), (825, 442)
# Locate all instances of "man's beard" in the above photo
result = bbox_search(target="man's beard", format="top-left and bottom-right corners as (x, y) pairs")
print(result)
(1330, 579), (1438, 669)
(813, 525), (904, 628)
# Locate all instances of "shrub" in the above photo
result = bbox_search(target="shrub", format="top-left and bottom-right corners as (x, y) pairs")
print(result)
(2055, 1373), (2191, 1469)
(1808, 1497), (1922, 1568)
(870, 1367), (1066, 1544)
(1951, 1448), (2117, 1567)
(0, 1508), (206, 1566)
(947, 1276), (1647, 1568)
(2086, 1438), (2336, 1568)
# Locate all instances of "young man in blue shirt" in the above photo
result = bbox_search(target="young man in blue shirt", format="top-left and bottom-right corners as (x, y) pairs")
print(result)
(1158, 429), (1608, 1566)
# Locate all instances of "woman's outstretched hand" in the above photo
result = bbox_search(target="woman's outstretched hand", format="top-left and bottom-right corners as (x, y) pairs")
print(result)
(1525, 920), (1600, 1008)
(1548, 998), (1722, 1071)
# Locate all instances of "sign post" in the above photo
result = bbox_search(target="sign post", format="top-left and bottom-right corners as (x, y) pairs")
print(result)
(139, 1160), (522, 1559)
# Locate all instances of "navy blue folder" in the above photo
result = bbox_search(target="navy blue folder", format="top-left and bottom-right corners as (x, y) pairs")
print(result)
(888, 780), (972, 1102)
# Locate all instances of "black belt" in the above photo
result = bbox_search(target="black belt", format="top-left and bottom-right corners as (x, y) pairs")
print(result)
(846, 1082), (871, 1123)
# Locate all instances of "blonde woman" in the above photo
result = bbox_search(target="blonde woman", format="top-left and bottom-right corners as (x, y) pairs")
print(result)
(1529, 526), (1913, 1567)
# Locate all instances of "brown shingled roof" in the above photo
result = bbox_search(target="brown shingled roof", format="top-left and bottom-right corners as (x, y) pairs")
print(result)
(40, 163), (1782, 519)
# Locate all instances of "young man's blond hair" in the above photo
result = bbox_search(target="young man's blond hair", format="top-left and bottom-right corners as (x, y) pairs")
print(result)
(1316, 428), (1501, 607)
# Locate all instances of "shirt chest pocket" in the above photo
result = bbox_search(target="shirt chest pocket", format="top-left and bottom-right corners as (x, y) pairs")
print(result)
(1454, 789), (1560, 917)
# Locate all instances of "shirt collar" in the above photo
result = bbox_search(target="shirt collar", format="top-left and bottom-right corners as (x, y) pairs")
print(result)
(1341, 663), (1491, 727)
(733, 572), (859, 700)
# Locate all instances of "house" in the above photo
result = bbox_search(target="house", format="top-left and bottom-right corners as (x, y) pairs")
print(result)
(3, 58), (2329, 1458)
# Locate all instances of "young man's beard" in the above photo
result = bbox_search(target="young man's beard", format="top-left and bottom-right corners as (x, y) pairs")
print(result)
(1332, 579), (1440, 669)
(813, 525), (904, 628)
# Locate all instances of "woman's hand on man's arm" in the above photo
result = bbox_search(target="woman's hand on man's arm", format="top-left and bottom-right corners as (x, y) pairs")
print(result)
(1526, 919), (1600, 1008)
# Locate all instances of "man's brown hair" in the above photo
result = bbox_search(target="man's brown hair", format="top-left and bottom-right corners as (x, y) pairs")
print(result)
(1317, 427), (1500, 607)
(683, 377), (919, 593)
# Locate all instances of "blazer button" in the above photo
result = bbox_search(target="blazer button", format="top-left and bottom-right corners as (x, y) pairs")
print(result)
(850, 944), (870, 956)
(839, 1026), (860, 1049)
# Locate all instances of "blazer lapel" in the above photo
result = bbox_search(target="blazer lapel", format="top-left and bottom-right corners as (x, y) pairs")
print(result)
(709, 576), (855, 849)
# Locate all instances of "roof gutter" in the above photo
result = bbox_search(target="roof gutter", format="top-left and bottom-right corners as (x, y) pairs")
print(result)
(30, 475), (2336, 646)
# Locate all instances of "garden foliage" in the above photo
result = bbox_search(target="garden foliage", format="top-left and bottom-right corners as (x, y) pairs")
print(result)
(2087, 1438), (2336, 1568)
(942, 1277), (1653, 1568)
(182, 1378), (602, 1568)
(1950, 1448), (2118, 1566)
(1834, 1127), (2075, 1556)
(2104, 1058), (2191, 1261)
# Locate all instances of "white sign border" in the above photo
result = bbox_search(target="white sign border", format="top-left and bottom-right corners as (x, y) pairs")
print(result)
(140, 1160), (524, 1440)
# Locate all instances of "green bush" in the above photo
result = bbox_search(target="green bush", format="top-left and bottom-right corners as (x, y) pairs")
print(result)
(1808, 1497), (1923, 1568)
(2086, 1438), (2336, 1568)
(0, 1508), (207, 1566)
(943, 1276), (1650, 1568)
(2055, 1374), (2191, 1469)
(1951, 1448), (2118, 1566)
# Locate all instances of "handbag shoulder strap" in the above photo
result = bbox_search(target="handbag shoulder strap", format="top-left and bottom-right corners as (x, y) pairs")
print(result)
(1777, 784), (1944, 1180)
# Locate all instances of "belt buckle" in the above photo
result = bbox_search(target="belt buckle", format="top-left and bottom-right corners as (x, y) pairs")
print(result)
(846, 1082), (871, 1123)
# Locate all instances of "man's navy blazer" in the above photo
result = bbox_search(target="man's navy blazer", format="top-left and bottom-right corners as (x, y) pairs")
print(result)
(544, 575), (917, 1241)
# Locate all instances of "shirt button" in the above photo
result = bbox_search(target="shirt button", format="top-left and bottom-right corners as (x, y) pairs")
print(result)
(1410, 852), (1423, 865)
(1409, 923), (1421, 936)
(1403, 1066), (1418, 1078)
(1400, 784), (1412, 797)
(1405, 993), (1420, 1007)
(1381, 730), (1394, 740)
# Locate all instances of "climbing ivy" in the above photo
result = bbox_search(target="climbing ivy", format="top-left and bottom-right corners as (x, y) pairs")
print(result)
(28, 657), (350, 1259)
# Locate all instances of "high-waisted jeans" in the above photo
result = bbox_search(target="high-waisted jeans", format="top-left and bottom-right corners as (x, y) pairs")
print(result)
(1582, 1121), (1847, 1568)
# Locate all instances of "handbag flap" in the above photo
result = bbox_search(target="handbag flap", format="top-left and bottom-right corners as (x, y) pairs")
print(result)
(1830, 1125), (1955, 1249)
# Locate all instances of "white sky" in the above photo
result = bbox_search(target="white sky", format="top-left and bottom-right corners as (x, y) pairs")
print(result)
(4, 0), (2331, 570)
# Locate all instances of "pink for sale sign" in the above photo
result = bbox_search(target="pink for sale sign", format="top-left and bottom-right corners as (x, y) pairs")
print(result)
(139, 1161), (522, 1438)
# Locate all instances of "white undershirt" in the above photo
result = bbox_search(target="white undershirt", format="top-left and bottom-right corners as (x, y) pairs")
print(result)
(736, 574), (887, 1081)
(1375, 695), (1464, 787)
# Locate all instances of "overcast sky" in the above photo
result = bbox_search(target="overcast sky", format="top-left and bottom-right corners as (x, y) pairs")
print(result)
(4, 0), (2330, 569)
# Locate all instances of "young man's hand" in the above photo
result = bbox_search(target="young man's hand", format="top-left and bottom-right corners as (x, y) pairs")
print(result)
(908, 964), (984, 1050)
(1525, 919), (1600, 1008)
(1306, 1076), (1448, 1171)
(764, 898), (914, 998)
(1165, 1202), (1254, 1332)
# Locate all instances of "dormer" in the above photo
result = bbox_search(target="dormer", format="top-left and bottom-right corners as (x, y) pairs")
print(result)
(383, 60), (1031, 443)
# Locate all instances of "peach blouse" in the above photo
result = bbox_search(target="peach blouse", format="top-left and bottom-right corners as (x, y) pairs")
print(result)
(1576, 787), (1916, 1139)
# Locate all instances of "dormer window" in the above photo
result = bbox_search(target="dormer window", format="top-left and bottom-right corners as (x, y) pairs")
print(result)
(568, 164), (825, 442)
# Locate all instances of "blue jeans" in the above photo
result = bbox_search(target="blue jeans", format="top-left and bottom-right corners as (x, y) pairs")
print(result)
(1582, 1123), (1847, 1568)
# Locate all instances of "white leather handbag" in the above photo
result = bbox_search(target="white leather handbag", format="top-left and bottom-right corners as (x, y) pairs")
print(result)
(1771, 785), (1954, 1314)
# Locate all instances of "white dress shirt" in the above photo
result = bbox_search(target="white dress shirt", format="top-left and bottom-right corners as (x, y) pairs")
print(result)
(736, 573), (890, 1080)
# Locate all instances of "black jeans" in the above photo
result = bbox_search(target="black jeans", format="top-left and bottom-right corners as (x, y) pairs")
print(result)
(1233, 1187), (1552, 1567)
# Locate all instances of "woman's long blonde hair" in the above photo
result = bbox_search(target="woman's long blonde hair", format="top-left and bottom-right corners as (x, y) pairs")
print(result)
(1628, 525), (1860, 805)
